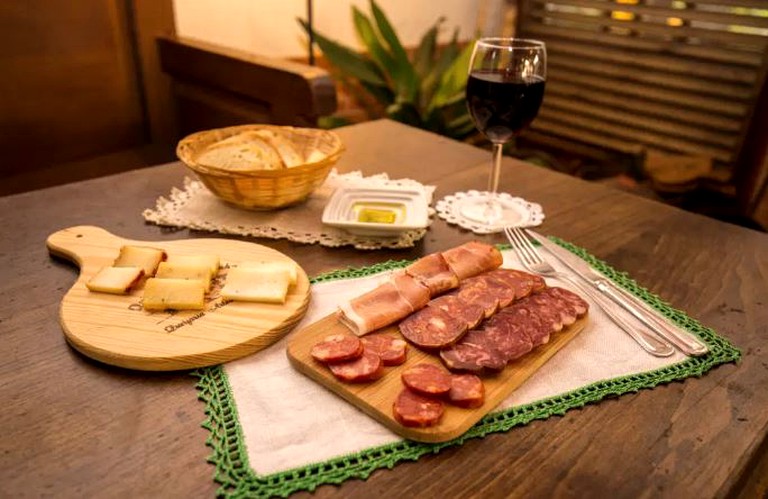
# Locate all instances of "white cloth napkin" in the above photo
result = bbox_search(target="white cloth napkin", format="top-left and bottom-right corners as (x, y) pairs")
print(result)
(224, 250), (687, 475)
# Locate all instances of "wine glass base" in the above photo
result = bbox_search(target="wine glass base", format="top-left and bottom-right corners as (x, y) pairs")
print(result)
(435, 190), (545, 234)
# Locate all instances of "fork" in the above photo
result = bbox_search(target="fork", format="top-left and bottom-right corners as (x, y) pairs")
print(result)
(504, 226), (675, 357)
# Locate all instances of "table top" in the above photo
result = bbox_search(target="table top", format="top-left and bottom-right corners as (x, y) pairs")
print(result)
(2, 119), (766, 498)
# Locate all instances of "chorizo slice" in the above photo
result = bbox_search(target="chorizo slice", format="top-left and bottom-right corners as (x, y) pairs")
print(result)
(399, 306), (467, 349)
(401, 363), (452, 396)
(525, 294), (565, 334)
(328, 350), (384, 383)
(448, 373), (485, 408)
(393, 389), (445, 427)
(428, 294), (485, 330)
(310, 334), (364, 363)
(360, 333), (408, 366)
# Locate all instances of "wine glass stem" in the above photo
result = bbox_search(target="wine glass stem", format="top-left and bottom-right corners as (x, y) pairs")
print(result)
(488, 143), (503, 194)
(483, 142), (505, 223)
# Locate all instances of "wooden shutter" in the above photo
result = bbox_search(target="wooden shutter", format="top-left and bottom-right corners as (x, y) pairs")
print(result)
(516, 0), (768, 173)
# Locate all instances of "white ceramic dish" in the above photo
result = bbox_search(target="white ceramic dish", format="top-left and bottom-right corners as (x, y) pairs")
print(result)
(321, 186), (430, 236)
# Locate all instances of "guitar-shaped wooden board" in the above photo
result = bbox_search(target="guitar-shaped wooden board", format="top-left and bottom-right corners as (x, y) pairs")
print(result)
(288, 311), (586, 443)
(47, 226), (310, 371)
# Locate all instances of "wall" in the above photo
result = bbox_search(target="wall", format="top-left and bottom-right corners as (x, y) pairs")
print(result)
(173, 0), (504, 59)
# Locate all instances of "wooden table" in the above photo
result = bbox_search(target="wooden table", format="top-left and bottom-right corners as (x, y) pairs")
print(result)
(2, 120), (766, 497)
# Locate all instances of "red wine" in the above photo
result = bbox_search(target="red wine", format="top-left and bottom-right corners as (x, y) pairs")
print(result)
(466, 70), (545, 143)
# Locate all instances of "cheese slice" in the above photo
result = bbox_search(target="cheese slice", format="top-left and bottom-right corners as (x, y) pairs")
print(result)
(143, 278), (205, 311)
(155, 261), (213, 292)
(237, 260), (298, 286)
(86, 266), (144, 294)
(165, 254), (220, 276)
(220, 267), (291, 304)
(114, 245), (166, 277)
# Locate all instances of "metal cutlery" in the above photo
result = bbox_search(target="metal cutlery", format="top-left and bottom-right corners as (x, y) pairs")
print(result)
(525, 229), (709, 357)
(504, 226), (675, 357)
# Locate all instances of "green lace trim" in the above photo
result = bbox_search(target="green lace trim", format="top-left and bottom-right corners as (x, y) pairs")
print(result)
(193, 240), (741, 498)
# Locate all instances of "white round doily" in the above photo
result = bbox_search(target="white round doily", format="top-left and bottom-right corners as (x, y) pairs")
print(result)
(435, 190), (545, 234)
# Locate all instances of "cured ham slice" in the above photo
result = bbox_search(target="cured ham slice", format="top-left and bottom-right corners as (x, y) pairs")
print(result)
(405, 253), (459, 295)
(338, 281), (414, 336)
(442, 241), (503, 280)
(391, 271), (431, 310)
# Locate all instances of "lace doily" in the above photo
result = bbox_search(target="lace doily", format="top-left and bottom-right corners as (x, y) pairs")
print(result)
(435, 190), (545, 234)
(143, 170), (436, 250)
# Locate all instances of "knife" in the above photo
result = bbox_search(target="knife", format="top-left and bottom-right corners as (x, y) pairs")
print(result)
(527, 230), (709, 357)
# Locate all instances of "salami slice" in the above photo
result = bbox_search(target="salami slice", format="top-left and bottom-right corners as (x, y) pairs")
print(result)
(525, 293), (565, 333)
(536, 287), (578, 327)
(482, 314), (534, 361)
(482, 273), (519, 308)
(439, 330), (507, 372)
(393, 389), (445, 427)
(428, 294), (484, 329)
(448, 373), (485, 408)
(328, 350), (384, 383)
(548, 286), (589, 317)
(360, 334), (408, 366)
(401, 363), (452, 396)
(405, 253), (460, 295)
(455, 279), (499, 318)
(498, 304), (549, 347)
(485, 269), (535, 300)
(399, 306), (467, 349)
(310, 334), (364, 363)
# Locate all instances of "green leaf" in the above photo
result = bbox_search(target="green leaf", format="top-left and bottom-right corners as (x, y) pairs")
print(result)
(298, 18), (387, 87)
(413, 18), (442, 79)
(429, 39), (474, 111)
(352, 7), (397, 85)
(365, 1), (419, 104)
(369, 0), (409, 63)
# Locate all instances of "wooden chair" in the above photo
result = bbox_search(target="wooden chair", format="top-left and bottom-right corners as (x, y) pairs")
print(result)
(157, 35), (337, 137)
(515, 0), (768, 226)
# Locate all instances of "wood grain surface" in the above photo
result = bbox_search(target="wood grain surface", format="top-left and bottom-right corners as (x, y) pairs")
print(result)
(288, 313), (586, 442)
(46, 225), (310, 370)
(1, 120), (766, 498)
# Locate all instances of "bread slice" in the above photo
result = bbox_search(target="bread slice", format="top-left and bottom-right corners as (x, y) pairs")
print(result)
(196, 134), (283, 171)
(253, 130), (304, 168)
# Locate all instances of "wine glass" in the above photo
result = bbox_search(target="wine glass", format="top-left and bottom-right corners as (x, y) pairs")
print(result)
(459, 38), (547, 232)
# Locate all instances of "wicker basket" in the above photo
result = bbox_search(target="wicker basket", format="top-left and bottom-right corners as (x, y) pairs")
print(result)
(176, 124), (344, 210)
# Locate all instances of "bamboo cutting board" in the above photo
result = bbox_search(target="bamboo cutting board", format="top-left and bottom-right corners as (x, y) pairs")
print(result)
(287, 313), (586, 443)
(47, 226), (310, 371)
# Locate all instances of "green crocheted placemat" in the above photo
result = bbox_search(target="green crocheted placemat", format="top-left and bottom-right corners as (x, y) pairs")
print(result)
(193, 239), (741, 498)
